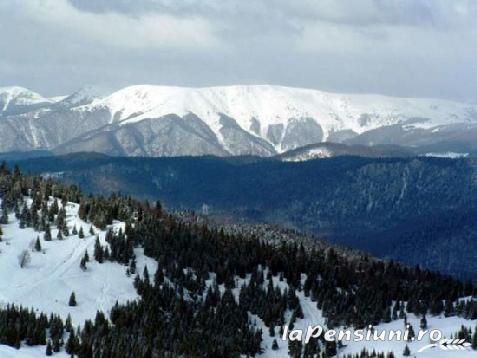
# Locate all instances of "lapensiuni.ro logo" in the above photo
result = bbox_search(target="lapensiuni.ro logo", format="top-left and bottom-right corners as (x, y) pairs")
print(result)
(281, 324), (472, 352)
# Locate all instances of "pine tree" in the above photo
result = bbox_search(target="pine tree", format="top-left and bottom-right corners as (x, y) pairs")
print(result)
(472, 328), (477, 350)
(143, 265), (150, 286)
(78, 226), (85, 239)
(65, 314), (73, 333)
(104, 246), (110, 260)
(272, 339), (279, 350)
(89, 225), (95, 235)
(0, 209), (7, 224)
(46, 340), (53, 356)
(269, 324), (275, 337)
(34, 236), (42, 252)
(420, 315), (427, 329)
(65, 331), (78, 355)
(403, 345), (411, 356)
(53, 337), (60, 352)
(72, 225), (78, 235)
(44, 224), (52, 241)
(68, 291), (77, 307)
(80, 257), (87, 271)
(130, 257), (137, 275)
(94, 237), (104, 263)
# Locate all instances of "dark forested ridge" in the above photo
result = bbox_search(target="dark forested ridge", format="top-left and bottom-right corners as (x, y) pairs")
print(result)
(11, 153), (477, 279)
(1, 163), (477, 357)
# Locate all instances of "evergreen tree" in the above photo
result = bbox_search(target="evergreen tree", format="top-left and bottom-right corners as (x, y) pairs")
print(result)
(403, 345), (411, 356)
(80, 257), (87, 271)
(44, 224), (52, 241)
(68, 292), (77, 307)
(420, 315), (427, 329)
(78, 226), (85, 239)
(46, 340), (53, 356)
(472, 328), (477, 350)
(65, 314), (73, 333)
(34, 236), (41, 252)
(94, 237), (104, 263)
(0, 209), (8, 224)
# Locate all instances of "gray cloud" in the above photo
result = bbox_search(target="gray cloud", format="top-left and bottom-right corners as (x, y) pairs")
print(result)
(0, 0), (476, 101)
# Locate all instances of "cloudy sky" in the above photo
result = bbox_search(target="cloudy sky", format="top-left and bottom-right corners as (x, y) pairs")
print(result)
(0, 0), (476, 100)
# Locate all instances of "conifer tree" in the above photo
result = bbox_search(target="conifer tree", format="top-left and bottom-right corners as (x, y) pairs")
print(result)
(472, 328), (477, 350)
(35, 236), (41, 252)
(130, 257), (137, 275)
(403, 345), (411, 356)
(78, 226), (85, 239)
(46, 340), (53, 356)
(68, 292), (77, 307)
(65, 330), (78, 355)
(0, 209), (7, 224)
(420, 315), (427, 329)
(80, 257), (87, 271)
(44, 224), (52, 241)
(53, 337), (60, 352)
(65, 314), (73, 333)
(94, 237), (104, 263)
(143, 265), (150, 286)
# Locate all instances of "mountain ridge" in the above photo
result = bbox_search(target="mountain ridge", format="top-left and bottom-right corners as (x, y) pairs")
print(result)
(1, 84), (476, 157)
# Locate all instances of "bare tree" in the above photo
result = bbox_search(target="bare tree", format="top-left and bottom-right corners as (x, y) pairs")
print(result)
(18, 249), (31, 268)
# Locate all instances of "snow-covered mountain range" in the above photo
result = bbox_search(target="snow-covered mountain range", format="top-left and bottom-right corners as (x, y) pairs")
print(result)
(1, 85), (476, 157)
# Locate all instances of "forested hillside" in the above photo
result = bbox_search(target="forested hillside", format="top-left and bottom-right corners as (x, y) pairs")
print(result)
(12, 153), (477, 279)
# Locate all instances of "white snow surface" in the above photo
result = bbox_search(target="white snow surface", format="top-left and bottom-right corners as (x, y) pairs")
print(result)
(423, 152), (470, 158)
(83, 85), (477, 144)
(282, 147), (334, 162)
(0, 200), (156, 327)
(0, 87), (55, 111)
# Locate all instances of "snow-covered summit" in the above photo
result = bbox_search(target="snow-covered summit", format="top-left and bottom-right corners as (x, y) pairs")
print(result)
(92, 84), (475, 136)
(0, 86), (54, 112)
(1, 84), (477, 157)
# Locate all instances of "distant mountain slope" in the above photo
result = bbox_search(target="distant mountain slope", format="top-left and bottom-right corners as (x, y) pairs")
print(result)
(278, 142), (416, 161)
(0, 85), (476, 156)
(12, 153), (477, 279)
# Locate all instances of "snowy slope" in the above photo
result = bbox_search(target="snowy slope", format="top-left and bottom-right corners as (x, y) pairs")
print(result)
(0, 200), (156, 326)
(0, 86), (56, 113)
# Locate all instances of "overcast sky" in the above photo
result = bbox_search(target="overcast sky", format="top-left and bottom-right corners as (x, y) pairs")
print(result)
(0, 0), (476, 100)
